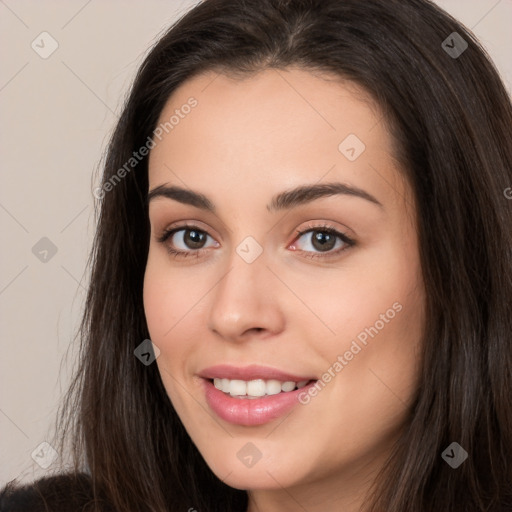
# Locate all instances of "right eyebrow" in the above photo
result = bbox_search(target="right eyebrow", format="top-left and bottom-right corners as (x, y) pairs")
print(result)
(147, 184), (216, 212)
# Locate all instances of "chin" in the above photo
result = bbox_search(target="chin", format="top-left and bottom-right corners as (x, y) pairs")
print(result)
(195, 440), (311, 491)
(212, 462), (304, 491)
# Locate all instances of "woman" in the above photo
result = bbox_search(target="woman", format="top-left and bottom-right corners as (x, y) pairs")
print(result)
(2, 0), (511, 510)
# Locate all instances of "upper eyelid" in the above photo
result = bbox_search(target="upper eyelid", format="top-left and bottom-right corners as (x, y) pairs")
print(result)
(157, 224), (215, 243)
(158, 220), (216, 236)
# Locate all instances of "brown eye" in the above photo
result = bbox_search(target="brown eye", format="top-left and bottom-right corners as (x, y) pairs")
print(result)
(158, 225), (219, 259)
(291, 226), (355, 259)
(162, 228), (213, 250)
(178, 229), (208, 250)
(309, 231), (337, 252)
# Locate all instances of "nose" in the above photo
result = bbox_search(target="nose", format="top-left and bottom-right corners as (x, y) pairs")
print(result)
(207, 252), (286, 343)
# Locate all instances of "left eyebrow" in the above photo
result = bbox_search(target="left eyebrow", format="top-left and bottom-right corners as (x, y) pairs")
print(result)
(267, 182), (383, 212)
(147, 182), (383, 212)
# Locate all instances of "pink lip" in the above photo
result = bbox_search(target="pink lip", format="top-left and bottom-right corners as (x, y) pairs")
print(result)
(198, 365), (317, 426)
(198, 364), (315, 382)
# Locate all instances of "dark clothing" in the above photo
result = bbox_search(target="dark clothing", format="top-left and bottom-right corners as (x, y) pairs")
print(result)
(0, 473), (114, 511)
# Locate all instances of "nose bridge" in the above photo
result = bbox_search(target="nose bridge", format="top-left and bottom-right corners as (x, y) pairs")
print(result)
(207, 245), (284, 340)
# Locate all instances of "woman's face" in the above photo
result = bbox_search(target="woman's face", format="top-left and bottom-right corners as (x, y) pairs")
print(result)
(144, 68), (425, 507)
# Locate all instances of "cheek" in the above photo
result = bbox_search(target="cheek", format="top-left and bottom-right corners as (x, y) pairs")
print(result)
(285, 247), (423, 358)
(143, 258), (198, 413)
(143, 250), (205, 341)
(142, 248), (219, 375)
(336, 264), (424, 419)
(142, 256), (196, 403)
(288, 233), (425, 414)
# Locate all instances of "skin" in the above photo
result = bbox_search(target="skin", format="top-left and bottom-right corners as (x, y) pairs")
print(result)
(143, 68), (426, 512)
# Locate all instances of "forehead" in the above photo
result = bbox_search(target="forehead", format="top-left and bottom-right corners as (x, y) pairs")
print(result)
(147, 68), (408, 213)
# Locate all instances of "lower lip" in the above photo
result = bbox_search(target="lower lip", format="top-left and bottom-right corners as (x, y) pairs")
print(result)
(203, 379), (316, 426)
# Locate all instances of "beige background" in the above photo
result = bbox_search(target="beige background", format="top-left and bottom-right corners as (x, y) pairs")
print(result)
(1, 0), (511, 485)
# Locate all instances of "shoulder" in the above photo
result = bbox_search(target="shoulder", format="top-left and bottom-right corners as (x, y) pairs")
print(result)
(0, 472), (113, 512)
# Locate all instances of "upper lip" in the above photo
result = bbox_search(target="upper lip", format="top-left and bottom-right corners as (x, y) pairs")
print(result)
(198, 364), (316, 382)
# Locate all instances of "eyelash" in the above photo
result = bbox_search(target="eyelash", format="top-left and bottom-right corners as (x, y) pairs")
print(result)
(157, 222), (355, 261)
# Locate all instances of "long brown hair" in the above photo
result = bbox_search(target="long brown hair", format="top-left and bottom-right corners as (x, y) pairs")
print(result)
(46, 0), (512, 510)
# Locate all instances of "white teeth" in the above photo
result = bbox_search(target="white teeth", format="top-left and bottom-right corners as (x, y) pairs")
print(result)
(281, 381), (296, 392)
(221, 378), (230, 393)
(247, 379), (266, 396)
(229, 379), (247, 396)
(266, 379), (282, 395)
(212, 377), (310, 397)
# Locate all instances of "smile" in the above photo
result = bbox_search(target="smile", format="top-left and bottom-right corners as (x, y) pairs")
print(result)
(198, 365), (317, 426)
(213, 378), (309, 398)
